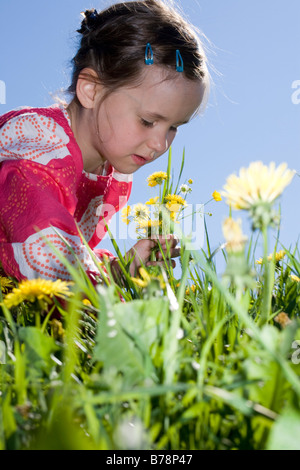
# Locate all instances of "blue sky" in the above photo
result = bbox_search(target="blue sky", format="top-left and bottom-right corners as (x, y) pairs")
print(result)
(1, 0), (299, 272)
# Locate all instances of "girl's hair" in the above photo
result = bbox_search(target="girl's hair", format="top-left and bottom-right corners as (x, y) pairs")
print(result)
(68, 0), (209, 102)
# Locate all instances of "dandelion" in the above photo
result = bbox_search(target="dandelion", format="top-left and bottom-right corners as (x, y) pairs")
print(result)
(0, 276), (13, 294)
(222, 217), (248, 253)
(147, 171), (168, 187)
(132, 203), (150, 221)
(131, 267), (151, 288)
(185, 284), (196, 295)
(136, 219), (161, 230)
(291, 274), (300, 282)
(256, 250), (286, 265)
(121, 205), (131, 225)
(3, 278), (73, 309)
(222, 161), (295, 210)
(212, 190), (222, 202)
(145, 196), (159, 205)
(164, 194), (187, 207)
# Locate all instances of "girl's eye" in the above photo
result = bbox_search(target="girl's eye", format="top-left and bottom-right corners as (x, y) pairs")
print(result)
(140, 118), (154, 128)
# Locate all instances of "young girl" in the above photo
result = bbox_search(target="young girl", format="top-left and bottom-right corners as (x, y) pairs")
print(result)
(0, 0), (209, 282)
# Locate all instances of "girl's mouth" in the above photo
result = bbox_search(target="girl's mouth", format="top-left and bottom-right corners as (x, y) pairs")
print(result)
(131, 154), (150, 166)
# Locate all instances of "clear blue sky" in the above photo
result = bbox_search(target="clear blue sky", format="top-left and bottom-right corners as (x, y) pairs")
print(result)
(1, 0), (299, 272)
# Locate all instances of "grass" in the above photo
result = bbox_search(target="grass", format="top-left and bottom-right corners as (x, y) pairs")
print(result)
(0, 154), (299, 450)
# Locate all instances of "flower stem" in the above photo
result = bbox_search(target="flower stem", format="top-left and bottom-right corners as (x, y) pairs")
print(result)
(259, 224), (273, 326)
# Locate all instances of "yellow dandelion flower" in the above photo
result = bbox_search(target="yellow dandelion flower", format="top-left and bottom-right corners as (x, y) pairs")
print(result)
(145, 196), (159, 205)
(256, 250), (286, 265)
(132, 203), (150, 221)
(222, 217), (248, 253)
(212, 190), (222, 202)
(3, 278), (73, 309)
(291, 274), (300, 282)
(121, 206), (131, 225)
(131, 267), (151, 288)
(222, 161), (295, 210)
(0, 276), (14, 294)
(185, 284), (196, 295)
(164, 194), (187, 207)
(136, 219), (161, 229)
(166, 202), (182, 213)
(147, 171), (168, 187)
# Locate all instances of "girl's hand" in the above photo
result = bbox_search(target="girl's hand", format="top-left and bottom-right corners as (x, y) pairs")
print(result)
(127, 235), (180, 276)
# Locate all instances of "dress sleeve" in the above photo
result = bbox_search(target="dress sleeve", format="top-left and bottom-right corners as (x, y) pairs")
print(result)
(0, 111), (109, 281)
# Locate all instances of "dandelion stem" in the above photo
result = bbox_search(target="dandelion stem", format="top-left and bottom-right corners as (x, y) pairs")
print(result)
(259, 224), (274, 326)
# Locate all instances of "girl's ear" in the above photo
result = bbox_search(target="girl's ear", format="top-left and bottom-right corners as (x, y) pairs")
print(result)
(75, 68), (102, 109)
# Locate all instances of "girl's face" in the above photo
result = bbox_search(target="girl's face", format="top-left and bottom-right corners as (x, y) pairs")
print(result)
(87, 67), (205, 174)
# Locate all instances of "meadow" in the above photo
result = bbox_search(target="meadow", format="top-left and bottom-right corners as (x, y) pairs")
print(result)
(0, 154), (299, 450)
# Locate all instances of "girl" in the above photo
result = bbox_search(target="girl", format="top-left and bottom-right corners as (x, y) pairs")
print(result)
(0, 0), (209, 282)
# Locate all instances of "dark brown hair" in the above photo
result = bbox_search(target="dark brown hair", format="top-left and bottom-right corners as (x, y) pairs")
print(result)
(68, 0), (209, 100)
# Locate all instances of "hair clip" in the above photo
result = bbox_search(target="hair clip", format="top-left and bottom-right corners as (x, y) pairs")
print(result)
(176, 50), (184, 72)
(145, 43), (154, 65)
(89, 9), (98, 20)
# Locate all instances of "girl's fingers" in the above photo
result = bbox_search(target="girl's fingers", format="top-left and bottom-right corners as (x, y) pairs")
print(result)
(156, 246), (180, 260)
(146, 259), (176, 268)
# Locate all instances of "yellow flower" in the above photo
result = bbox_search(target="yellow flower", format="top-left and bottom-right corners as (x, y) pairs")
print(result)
(3, 278), (73, 309)
(188, 179), (194, 184)
(290, 274), (300, 282)
(256, 250), (286, 265)
(222, 161), (295, 210)
(222, 217), (248, 253)
(0, 276), (14, 294)
(212, 190), (222, 202)
(147, 171), (168, 187)
(136, 219), (161, 229)
(132, 203), (150, 221)
(166, 202), (182, 213)
(164, 194), (187, 207)
(131, 267), (151, 288)
(185, 284), (196, 295)
(121, 205), (131, 225)
(146, 196), (159, 205)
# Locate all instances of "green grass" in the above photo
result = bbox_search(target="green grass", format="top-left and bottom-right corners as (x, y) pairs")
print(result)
(0, 156), (299, 450)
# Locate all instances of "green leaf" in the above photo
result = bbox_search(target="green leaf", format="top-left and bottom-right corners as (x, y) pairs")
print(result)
(18, 327), (58, 376)
(93, 294), (169, 386)
(267, 407), (300, 450)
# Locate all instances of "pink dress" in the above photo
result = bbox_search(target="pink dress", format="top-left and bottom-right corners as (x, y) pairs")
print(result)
(0, 105), (132, 281)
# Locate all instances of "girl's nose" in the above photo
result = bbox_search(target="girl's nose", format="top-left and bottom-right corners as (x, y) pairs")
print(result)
(147, 131), (169, 154)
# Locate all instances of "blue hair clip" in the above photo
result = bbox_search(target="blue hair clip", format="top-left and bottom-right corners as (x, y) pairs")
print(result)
(176, 50), (184, 72)
(89, 9), (98, 20)
(145, 43), (154, 65)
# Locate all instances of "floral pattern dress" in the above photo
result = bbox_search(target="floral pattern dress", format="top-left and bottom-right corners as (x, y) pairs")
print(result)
(0, 105), (132, 281)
